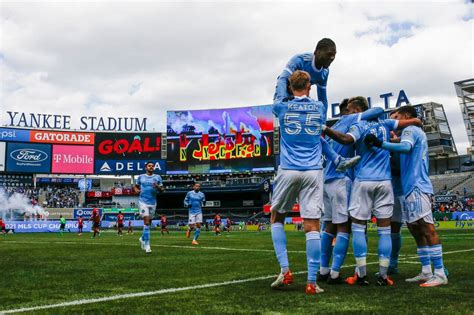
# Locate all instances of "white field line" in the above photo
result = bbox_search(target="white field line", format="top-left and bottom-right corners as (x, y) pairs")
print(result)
(0, 261), (381, 314)
(0, 240), (391, 256)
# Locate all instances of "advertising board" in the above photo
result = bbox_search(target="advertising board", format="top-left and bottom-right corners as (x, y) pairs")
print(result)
(6, 142), (52, 173)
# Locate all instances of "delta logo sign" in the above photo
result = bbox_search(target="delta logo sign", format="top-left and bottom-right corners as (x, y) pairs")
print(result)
(94, 159), (166, 175)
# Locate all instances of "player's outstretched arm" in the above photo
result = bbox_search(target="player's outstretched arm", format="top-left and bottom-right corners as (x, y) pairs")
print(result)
(184, 192), (190, 208)
(360, 107), (384, 121)
(396, 118), (422, 129)
(323, 125), (355, 145)
(364, 134), (412, 153)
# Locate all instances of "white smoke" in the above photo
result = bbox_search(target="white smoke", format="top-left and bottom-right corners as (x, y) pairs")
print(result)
(0, 188), (48, 220)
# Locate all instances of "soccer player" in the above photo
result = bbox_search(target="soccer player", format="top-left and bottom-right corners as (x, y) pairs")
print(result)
(0, 217), (6, 237)
(127, 219), (133, 235)
(117, 211), (125, 236)
(89, 208), (101, 238)
(387, 110), (404, 275)
(160, 214), (169, 235)
(184, 183), (206, 245)
(77, 215), (84, 236)
(59, 215), (66, 236)
(134, 161), (164, 253)
(270, 70), (325, 295)
(319, 97), (384, 284)
(213, 214), (222, 236)
(365, 105), (448, 287)
(274, 38), (359, 173)
(323, 99), (422, 286)
(225, 218), (232, 232)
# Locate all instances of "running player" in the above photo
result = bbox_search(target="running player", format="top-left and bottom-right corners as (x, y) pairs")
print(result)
(213, 214), (222, 236)
(270, 70), (325, 295)
(59, 215), (66, 236)
(365, 105), (448, 287)
(184, 183), (205, 245)
(133, 161), (164, 253)
(77, 216), (84, 236)
(89, 208), (101, 238)
(160, 215), (169, 235)
(117, 211), (125, 236)
(323, 100), (422, 286)
(319, 97), (384, 284)
(274, 38), (359, 172)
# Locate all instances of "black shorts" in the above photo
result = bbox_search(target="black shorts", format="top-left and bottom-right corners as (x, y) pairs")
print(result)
(78, 225), (83, 230)
(60, 224), (66, 229)
(93, 222), (100, 228)
(118, 223), (124, 228)
(161, 224), (168, 229)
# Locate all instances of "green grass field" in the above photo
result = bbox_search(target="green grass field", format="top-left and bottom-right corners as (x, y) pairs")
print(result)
(1, 228), (473, 314)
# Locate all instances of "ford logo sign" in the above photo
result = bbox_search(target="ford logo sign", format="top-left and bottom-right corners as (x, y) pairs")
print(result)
(10, 149), (48, 162)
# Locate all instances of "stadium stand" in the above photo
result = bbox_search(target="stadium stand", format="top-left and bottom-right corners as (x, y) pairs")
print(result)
(430, 172), (473, 194)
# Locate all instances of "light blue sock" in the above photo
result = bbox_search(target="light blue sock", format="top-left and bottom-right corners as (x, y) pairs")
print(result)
(390, 232), (402, 268)
(194, 228), (201, 241)
(330, 232), (350, 277)
(320, 231), (334, 275)
(271, 223), (289, 273)
(417, 246), (432, 274)
(378, 226), (392, 277)
(352, 223), (367, 277)
(306, 231), (321, 284)
(430, 244), (445, 276)
(143, 225), (150, 246)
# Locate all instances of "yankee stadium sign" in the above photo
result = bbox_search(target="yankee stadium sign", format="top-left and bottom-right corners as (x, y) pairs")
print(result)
(5, 111), (148, 132)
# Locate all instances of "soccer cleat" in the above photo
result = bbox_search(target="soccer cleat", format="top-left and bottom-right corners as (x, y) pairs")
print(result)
(345, 273), (358, 285)
(305, 283), (324, 294)
(336, 155), (361, 172)
(139, 237), (145, 250)
(145, 245), (152, 254)
(192, 240), (199, 245)
(376, 275), (394, 286)
(420, 273), (448, 287)
(405, 273), (433, 283)
(186, 230), (191, 238)
(271, 270), (294, 289)
(387, 266), (399, 275)
(327, 276), (345, 285)
(317, 271), (330, 282)
(356, 275), (370, 286)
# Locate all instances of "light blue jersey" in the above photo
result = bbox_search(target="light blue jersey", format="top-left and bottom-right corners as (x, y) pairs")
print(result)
(136, 174), (163, 205)
(274, 53), (329, 113)
(347, 119), (398, 181)
(324, 114), (359, 181)
(273, 96), (324, 170)
(324, 107), (384, 182)
(399, 126), (434, 196)
(184, 190), (206, 215)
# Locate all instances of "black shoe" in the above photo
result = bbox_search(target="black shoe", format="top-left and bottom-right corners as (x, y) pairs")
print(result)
(356, 275), (370, 286)
(376, 275), (393, 286)
(317, 272), (330, 282)
(327, 276), (345, 285)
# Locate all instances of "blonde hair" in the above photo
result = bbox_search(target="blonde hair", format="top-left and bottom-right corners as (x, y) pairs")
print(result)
(289, 70), (311, 92)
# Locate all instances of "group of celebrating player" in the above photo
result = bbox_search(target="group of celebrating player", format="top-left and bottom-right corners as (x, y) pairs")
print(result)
(269, 38), (448, 295)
